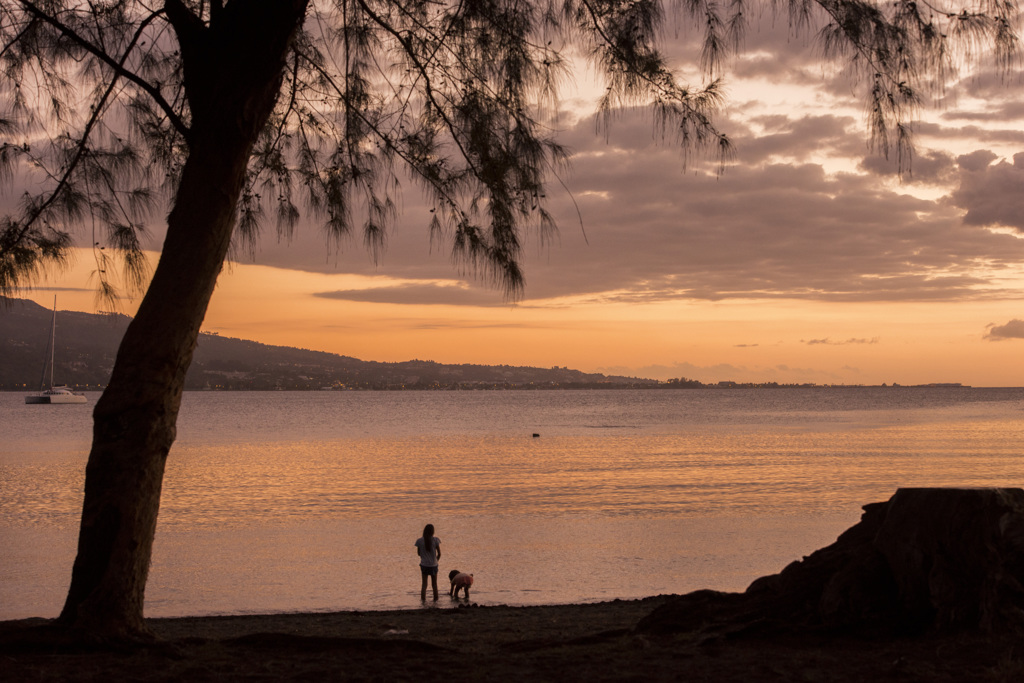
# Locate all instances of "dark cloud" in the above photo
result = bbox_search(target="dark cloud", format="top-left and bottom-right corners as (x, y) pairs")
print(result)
(941, 100), (1024, 122)
(945, 68), (1024, 102)
(245, 106), (1024, 308)
(984, 320), (1024, 341)
(209, 33), (1024, 310)
(949, 152), (1024, 231)
(915, 121), (1024, 148)
(730, 55), (820, 85)
(858, 149), (958, 184)
(313, 284), (510, 307)
(738, 114), (857, 164)
(25, 286), (95, 293)
(529, 116), (1024, 303)
(957, 150), (999, 172)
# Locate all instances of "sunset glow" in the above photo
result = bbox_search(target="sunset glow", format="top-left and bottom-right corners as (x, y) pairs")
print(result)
(16, 23), (1024, 387)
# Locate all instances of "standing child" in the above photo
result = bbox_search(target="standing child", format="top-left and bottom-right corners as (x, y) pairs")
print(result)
(415, 523), (441, 601)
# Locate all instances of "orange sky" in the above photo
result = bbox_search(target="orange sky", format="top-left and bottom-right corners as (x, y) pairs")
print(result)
(14, 20), (1024, 387)
(21, 245), (1024, 386)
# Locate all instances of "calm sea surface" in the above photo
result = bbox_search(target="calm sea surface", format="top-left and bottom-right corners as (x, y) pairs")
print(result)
(3, 387), (1024, 619)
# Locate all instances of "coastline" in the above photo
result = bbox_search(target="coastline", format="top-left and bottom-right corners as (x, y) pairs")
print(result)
(3, 596), (1019, 681)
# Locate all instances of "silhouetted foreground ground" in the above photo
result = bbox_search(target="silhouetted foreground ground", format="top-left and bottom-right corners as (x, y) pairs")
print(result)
(7, 488), (1024, 681)
(2, 597), (1023, 682)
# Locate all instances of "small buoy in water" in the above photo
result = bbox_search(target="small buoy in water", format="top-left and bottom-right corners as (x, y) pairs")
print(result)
(532, 433), (540, 438)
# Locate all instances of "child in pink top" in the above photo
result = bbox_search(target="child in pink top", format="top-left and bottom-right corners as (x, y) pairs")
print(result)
(448, 570), (474, 599)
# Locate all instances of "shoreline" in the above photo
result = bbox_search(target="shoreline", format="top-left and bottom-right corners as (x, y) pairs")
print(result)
(3, 596), (1019, 681)
(2, 383), (992, 392)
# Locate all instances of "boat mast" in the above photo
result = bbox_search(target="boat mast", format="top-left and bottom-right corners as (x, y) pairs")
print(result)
(49, 295), (56, 389)
(36, 296), (57, 391)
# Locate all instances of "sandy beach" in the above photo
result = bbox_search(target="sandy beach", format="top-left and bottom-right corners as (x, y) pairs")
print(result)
(2, 595), (1021, 682)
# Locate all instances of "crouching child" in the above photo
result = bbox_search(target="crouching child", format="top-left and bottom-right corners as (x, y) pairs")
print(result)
(448, 570), (474, 599)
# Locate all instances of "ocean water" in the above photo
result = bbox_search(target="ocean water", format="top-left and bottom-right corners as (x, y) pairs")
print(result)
(2, 387), (1024, 619)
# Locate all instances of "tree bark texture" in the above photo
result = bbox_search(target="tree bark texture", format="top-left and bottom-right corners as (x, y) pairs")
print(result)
(58, 0), (309, 639)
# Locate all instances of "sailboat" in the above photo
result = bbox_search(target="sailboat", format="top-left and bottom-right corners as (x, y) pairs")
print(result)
(25, 296), (88, 405)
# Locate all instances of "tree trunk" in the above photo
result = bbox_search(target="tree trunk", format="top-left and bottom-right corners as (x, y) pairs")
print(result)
(58, 0), (308, 640)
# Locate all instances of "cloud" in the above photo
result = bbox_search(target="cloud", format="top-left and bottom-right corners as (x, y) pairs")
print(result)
(737, 114), (859, 164)
(858, 149), (958, 184)
(984, 320), (1024, 341)
(957, 150), (999, 172)
(944, 67), (1024, 106)
(313, 283), (511, 307)
(237, 104), (1024, 310)
(915, 121), (1024, 148)
(942, 100), (1024, 122)
(803, 337), (879, 345)
(201, 32), (1024, 310)
(949, 152), (1024, 231)
(405, 320), (544, 331)
(26, 285), (96, 293)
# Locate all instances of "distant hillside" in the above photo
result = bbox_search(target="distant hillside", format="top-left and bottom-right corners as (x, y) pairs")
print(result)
(0, 297), (657, 391)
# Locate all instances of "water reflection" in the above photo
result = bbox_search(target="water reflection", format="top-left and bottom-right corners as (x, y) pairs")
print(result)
(3, 388), (1024, 619)
(153, 416), (1024, 527)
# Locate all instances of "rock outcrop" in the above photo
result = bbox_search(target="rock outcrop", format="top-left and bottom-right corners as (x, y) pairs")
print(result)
(638, 488), (1024, 636)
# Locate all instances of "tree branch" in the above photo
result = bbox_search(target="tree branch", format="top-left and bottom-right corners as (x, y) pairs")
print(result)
(19, 1), (189, 140)
(291, 45), (466, 228)
(6, 6), (166, 256)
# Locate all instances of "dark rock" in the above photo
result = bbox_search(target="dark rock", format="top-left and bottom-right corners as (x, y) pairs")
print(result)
(874, 487), (1024, 631)
(638, 487), (1024, 636)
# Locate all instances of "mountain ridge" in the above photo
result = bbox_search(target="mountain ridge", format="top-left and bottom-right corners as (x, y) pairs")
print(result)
(1, 297), (657, 390)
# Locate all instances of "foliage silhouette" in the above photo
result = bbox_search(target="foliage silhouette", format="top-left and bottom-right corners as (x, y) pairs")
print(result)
(0, 0), (1016, 639)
